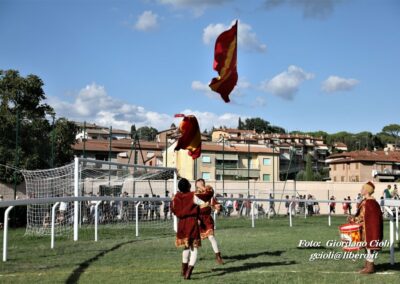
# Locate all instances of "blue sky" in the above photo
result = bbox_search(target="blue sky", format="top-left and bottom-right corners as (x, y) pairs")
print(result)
(1, 0), (399, 133)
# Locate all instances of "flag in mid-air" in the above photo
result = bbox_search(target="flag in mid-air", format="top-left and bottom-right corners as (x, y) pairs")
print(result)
(209, 20), (238, 103)
(174, 114), (202, 159)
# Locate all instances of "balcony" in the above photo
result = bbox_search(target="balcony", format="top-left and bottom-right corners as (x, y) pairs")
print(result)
(216, 167), (260, 178)
(373, 169), (400, 181)
(215, 164), (239, 169)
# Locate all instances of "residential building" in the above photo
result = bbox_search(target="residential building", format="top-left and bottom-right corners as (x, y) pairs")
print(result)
(326, 150), (400, 182)
(332, 142), (348, 153)
(72, 139), (165, 167)
(210, 128), (331, 179)
(163, 141), (279, 182)
(75, 122), (130, 141)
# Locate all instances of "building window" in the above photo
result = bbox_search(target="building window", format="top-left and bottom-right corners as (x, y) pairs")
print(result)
(333, 164), (336, 171)
(343, 164), (345, 170)
(341, 176), (345, 182)
(355, 176), (359, 182)
(202, 155), (211, 164)
(202, 172), (211, 180)
(263, 174), (271, 181)
(333, 176), (337, 182)
(355, 163), (359, 170)
(263, 158), (271, 166)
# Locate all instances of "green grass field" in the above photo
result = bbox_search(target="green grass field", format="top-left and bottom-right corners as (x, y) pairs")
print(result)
(0, 215), (399, 283)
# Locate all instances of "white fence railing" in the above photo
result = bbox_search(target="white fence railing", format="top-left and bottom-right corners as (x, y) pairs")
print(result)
(2, 196), (399, 264)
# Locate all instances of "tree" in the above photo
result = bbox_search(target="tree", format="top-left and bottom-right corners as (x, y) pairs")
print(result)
(269, 125), (286, 134)
(0, 70), (77, 183)
(382, 124), (400, 147)
(238, 117), (244, 130)
(375, 132), (394, 149)
(305, 154), (314, 181)
(296, 170), (305, 181)
(130, 124), (136, 138)
(242, 118), (270, 133)
(136, 126), (158, 141)
(52, 118), (78, 167)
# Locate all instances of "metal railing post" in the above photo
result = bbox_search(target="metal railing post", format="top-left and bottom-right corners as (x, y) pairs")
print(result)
(384, 206), (395, 265)
(74, 157), (79, 241)
(289, 201), (293, 227)
(173, 171), (177, 232)
(396, 207), (399, 241)
(328, 212), (331, 227)
(251, 201), (255, 228)
(51, 202), (60, 249)
(94, 201), (102, 242)
(3, 206), (14, 262)
(135, 201), (141, 237)
(304, 203), (307, 219)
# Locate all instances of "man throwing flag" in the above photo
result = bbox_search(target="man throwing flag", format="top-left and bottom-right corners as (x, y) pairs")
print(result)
(194, 178), (224, 264)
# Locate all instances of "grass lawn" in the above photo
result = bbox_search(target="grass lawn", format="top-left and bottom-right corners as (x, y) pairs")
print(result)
(0, 215), (399, 283)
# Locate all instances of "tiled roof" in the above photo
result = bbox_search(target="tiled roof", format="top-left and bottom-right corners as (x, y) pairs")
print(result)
(327, 150), (400, 164)
(202, 143), (277, 154)
(333, 142), (348, 148)
(73, 139), (166, 152)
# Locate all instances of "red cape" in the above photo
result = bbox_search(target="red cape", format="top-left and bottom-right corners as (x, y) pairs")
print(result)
(357, 199), (383, 250)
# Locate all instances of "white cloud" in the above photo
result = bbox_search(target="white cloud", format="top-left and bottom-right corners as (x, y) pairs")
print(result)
(158, 0), (232, 17)
(191, 80), (211, 92)
(264, 0), (340, 20)
(134, 11), (158, 31)
(321, 76), (359, 93)
(254, 96), (267, 107)
(48, 83), (171, 130)
(48, 83), (247, 131)
(260, 65), (314, 100)
(177, 109), (245, 130)
(203, 20), (267, 52)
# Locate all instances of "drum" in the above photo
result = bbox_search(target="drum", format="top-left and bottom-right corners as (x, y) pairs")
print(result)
(339, 223), (363, 252)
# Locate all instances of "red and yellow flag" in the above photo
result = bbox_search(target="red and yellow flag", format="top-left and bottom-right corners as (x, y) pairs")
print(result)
(174, 114), (202, 159)
(209, 20), (238, 103)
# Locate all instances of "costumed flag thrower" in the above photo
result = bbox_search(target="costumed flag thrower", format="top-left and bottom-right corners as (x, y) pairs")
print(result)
(174, 114), (202, 159)
(209, 20), (238, 103)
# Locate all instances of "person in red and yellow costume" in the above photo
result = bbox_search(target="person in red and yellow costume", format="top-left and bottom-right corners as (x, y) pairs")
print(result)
(348, 181), (383, 274)
(194, 178), (224, 265)
(171, 178), (208, 280)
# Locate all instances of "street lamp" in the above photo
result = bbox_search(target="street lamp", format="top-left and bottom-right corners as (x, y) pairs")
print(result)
(272, 145), (275, 198)
(268, 143), (276, 198)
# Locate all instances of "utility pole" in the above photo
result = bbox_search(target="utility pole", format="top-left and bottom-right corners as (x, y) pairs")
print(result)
(247, 141), (250, 197)
(272, 145), (275, 198)
(108, 126), (112, 186)
(13, 110), (20, 200)
(83, 121), (86, 158)
(222, 135), (225, 195)
(165, 131), (168, 196)
(50, 115), (55, 168)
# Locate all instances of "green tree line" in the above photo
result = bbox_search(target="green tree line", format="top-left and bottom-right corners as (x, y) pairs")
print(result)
(237, 117), (399, 152)
(0, 70), (77, 183)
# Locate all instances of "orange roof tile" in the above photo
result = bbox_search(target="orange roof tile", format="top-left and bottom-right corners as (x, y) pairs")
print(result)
(328, 150), (400, 163)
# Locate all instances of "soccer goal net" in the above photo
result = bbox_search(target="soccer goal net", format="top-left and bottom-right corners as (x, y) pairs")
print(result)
(22, 158), (177, 237)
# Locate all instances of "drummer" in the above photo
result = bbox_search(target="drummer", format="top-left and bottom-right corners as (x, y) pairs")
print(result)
(348, 181), (383, 274)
